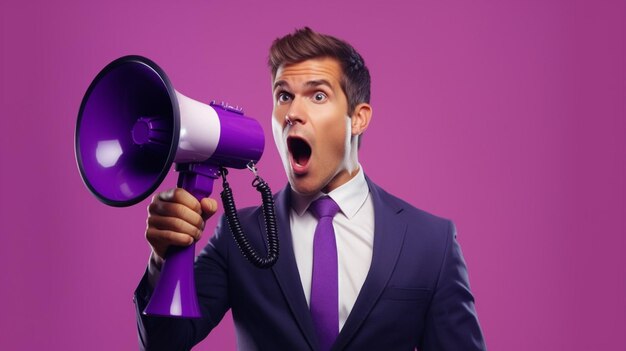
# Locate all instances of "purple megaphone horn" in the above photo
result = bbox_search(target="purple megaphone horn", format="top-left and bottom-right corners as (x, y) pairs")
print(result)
(75, 55), (277, 318)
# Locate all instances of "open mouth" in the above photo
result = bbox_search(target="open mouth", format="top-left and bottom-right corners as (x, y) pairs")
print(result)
(287, 136), (312, 169)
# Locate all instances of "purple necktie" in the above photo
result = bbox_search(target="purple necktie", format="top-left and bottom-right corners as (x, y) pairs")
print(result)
(309, 196), (340, 351)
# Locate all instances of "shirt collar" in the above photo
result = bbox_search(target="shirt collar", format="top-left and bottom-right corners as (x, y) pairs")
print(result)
(290, 166), (369, 219)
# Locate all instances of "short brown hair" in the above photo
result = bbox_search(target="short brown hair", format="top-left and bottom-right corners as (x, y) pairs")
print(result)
(268, 27), (371, 115)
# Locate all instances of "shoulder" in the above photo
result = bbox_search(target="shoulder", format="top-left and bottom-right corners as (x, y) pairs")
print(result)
(368, 179), (456, 262)
(368, 178), (452, 229)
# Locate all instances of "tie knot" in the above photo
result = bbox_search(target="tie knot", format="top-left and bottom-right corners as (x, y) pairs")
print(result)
(309, 196), (340, 219)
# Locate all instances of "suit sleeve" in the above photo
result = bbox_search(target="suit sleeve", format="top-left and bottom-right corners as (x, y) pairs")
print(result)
(133, 215), (232, 351)
(420, 221), (487, 350)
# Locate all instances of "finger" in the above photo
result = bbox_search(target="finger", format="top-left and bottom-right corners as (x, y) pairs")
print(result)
(148, 216), (203, 241)
(158, 188), (202, 215)
(149, 200), (204, 230)
(147, 227), (195, 248)
(200, 198), (219, 221)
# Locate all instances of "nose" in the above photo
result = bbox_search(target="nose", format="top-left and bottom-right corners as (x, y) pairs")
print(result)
(285, 97), (307, 126)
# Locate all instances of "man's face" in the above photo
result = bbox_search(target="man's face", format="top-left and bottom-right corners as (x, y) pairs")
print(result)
(272, 57), (357, 196)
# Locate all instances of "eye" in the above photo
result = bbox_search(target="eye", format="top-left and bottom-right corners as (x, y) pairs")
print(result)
(277, 92), (292, 103)
(313, 92), (327, 102)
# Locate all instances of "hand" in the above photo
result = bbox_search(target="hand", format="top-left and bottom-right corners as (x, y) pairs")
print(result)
(145, 188), (218, 261)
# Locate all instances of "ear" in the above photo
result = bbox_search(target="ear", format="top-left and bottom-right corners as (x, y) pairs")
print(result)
(350, 103), (372, 136)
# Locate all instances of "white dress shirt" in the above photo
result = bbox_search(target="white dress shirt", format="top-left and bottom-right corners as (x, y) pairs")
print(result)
(289, 167), (375, 330)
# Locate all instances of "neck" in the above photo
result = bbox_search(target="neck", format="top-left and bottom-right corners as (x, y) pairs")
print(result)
(323, 130), (361, 193)
(322, 165), (360, 194)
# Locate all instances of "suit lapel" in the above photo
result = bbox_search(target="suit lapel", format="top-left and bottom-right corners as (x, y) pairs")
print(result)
(332, 178), (407, 351)
(260, 185), (318, 350)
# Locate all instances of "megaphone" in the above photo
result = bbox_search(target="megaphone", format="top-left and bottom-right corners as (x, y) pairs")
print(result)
(75, 55), (279, 318)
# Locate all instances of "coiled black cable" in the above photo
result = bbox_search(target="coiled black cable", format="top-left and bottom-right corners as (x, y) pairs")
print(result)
(219, 167), (279, 268)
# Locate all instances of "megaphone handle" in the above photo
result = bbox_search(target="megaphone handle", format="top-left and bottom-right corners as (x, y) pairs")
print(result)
(143, 163), (220, 318)
(145, 243), (201, 318)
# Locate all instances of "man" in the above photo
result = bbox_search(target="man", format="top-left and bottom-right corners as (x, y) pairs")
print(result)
(135, 27), (486, 350)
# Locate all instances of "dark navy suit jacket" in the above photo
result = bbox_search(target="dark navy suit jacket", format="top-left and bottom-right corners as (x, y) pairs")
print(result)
(134, 177), (486, 350)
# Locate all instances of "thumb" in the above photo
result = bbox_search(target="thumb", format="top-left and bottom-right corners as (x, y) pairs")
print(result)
(200, 197), (219, 221)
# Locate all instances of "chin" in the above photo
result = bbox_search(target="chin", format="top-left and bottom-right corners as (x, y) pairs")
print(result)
(288, 176), (322, 196)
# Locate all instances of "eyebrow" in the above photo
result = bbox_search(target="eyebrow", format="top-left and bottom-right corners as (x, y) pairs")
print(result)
(273, 79), (333, 91)
(304, 79), (333, 89)
(273, 80), (287, 91)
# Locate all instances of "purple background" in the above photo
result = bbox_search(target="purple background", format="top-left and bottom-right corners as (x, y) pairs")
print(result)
(1, 0), (624, 350)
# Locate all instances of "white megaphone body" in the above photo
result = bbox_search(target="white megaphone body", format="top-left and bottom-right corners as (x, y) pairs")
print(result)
(75, 56), (278, 318)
